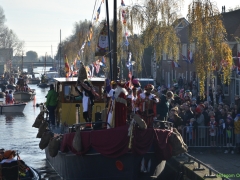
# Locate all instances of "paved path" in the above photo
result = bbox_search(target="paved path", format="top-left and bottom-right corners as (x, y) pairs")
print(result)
(189, 150), (240, 180)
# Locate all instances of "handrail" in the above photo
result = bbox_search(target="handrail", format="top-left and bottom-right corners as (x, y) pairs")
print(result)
(183, 153), (230, 180)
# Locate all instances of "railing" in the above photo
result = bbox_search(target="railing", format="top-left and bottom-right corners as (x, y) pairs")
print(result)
(181, 126), (236, 148)
(183, 153), (230, 180)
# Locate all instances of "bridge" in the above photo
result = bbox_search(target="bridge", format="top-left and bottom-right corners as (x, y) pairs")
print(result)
(11, 61), (63, 68)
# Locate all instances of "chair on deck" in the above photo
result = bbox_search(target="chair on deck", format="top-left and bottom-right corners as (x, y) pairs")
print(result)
(1, 161), (19, 180)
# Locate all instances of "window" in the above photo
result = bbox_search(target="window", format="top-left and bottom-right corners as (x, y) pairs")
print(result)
(223, 83), (229, 95)
(182, 44), (187, 58)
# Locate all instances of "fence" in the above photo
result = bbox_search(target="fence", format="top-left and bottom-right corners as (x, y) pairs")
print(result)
(181, 126), (236, 148)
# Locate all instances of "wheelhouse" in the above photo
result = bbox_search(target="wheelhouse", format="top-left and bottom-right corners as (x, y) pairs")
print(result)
(53, 77), (106, 126)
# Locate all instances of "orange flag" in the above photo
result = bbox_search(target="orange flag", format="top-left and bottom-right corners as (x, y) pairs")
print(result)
(64, 55), (70, 77)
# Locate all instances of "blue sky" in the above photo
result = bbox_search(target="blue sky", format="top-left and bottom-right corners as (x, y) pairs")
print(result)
(1, 0), (239, 58)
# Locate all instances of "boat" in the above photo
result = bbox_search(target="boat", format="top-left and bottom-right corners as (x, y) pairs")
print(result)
(13, 90), (36, 101)
(0, 102), (27, 113)
(0, 92), (5, 98)
(33, 77), (186, 180)
(0, 149), (40, 180)
(37, 54), (50, 88)
(6, 84), (16, 90)
(33, 2), (187, 179)
(28, 77), (41, 84)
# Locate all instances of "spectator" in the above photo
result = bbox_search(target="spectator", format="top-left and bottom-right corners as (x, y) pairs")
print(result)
(234, 114), (240, 154)
(224, 117), (234, 154)
(208, 116), (217, 148)
(46, 84), (58, 125)
(157, 91), (174, 121)
(216, 89), (225, 104)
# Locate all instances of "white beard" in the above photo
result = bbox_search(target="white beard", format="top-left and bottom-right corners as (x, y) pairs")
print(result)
(114, 86), (128, 99)
(98, 35), (108, 48)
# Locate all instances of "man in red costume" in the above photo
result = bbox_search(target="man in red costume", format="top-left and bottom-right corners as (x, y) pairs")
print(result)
(107, 80), (128, 128)
(137, 84), (159, 128)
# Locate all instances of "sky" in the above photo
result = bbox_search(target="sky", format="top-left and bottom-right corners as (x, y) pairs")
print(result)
(1, 0), (239, 58)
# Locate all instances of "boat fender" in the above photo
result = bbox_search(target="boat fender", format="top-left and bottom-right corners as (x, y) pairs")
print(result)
(39, 131), (54, 150)
(72, 125), (82, 152)
(36, 121), (48, 138)
(133, 114), (147, 129)
(147, 159), (151, 172)
(140, 157), (146, 173)
(48, 135), (62, 157)
(32, 111), (44, 128)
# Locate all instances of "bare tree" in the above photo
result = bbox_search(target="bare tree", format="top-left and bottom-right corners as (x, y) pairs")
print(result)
(0, 6), (24, 63)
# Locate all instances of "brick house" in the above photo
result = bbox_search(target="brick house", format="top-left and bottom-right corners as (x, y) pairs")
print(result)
(147, 9), (240, 103)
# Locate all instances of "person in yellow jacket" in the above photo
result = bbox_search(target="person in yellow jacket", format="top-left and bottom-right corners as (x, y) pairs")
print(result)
(234, 114), (240, 154)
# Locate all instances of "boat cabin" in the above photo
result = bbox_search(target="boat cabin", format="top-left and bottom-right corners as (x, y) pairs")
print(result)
(53, 77), (106, 126)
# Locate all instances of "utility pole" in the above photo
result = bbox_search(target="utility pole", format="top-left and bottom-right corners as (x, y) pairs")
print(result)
(22, 51), (23, 72)
(60, 29), (62, 71)
(113, 0), (118, 80)
(105, 0), (113, 80)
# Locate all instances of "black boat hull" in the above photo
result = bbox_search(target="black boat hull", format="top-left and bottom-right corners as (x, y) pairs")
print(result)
(45, 147), (161, 180)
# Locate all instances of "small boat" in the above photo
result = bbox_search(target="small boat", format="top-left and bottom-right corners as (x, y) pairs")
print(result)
(0, 149), (40, 180)
(6, 84), (16, 90)
(14, 90), (36, 101)
(0, 92), (5, 98)
(0, 102), (27, 113)
(37, 82), (49, 88)
(28, 77), (41, 84)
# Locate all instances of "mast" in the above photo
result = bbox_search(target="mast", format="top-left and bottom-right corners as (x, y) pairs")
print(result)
(60, 29), (62, 73)
(113, 0), (118, 80)
(45, 53), (47, 74)
(105, 0), (113, 80)
(21, 52), (23, 73)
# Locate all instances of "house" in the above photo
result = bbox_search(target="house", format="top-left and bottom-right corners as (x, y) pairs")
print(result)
(153, 8), (240, 103)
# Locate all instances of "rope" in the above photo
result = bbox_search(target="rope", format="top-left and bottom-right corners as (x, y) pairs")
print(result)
(91, 0), (98, 23)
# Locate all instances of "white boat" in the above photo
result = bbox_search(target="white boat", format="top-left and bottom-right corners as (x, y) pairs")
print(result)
(0, 102), (27, 113)
(13, 90), (36, 101)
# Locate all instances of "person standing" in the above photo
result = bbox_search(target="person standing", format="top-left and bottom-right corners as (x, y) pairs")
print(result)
(137, 84), (159, 127)
(157, 91), (174, 121)
(46, 84), (58, 125)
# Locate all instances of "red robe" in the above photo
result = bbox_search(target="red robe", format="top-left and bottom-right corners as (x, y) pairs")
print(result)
(115, 92), (127, 127)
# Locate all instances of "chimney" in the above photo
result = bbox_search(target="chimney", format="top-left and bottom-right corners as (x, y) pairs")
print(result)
(222, 6), (224, 13)
(224, 6), (225, 13)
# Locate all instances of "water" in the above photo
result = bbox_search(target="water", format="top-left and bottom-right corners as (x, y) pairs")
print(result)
(0, 84), (61, 179)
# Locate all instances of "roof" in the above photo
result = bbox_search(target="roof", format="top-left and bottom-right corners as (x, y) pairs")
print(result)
(221, 9), (240, 41)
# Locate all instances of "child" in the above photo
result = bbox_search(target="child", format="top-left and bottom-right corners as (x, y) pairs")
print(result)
(186, 118), (197, 146)
(208, 116), (217, 147)
(234, 114), (240, 154)
(218, 119), (225, 146)
(224, 116), (234, 154)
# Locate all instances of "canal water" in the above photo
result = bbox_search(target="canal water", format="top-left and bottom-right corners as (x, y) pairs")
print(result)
(0, 67), (61, 179)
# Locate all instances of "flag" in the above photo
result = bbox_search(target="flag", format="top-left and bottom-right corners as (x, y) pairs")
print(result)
(73, 58), (77, 70)
(237, 58), (240, 75)
(96, 2), (102, 21)
(79, 41), (86, 56)
(187, 51), (193, 64)
(182, 54), (187, 61)
(171, 61), (180, 68)
(238, 51), (240, 58)
(121, 0), (125, 6)
(187, 50), (193, 63)
(102, 56), (106, 63)
(64, 55), (70, 77)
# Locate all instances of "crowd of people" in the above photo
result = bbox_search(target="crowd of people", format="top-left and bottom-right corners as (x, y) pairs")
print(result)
(104, 77), (240, 154)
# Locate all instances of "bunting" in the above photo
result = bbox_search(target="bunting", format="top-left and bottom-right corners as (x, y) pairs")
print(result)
(171, 61), (180, 68)
(187, 50), (194, 63)
(95, 2), (102, 22)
